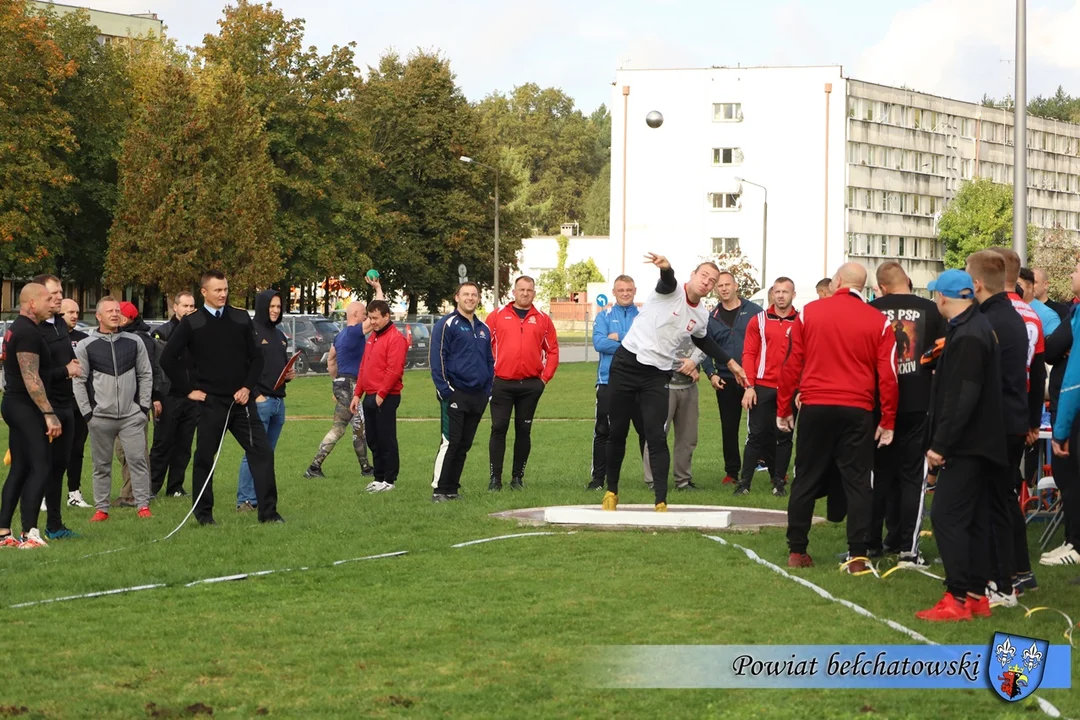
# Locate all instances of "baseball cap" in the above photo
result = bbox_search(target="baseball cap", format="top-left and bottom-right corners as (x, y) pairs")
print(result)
(119, 301), (139, 320)
(928, 269), (974, 299)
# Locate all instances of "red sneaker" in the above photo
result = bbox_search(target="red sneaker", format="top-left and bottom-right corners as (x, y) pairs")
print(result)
(965, 594), (991, 618)
(89, 510), (109, 523)
(916, 592), (972, 622)
(722, 476), (736, 485)
(788, 552), (814, 568)
(137, 506), (152, 519)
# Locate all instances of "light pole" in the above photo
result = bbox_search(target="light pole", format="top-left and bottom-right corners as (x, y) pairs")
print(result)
(1013, 0), (1027, 263)
(460, 156), (500, 307)
(735, 176), (768, 295)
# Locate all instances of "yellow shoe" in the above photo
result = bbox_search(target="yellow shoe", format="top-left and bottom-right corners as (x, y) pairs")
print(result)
(602, 491), (618, 511)
(655, 502), (668, 512)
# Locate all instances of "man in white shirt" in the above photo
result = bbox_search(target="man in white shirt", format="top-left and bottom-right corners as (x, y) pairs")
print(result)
(603, 253), (748, 512)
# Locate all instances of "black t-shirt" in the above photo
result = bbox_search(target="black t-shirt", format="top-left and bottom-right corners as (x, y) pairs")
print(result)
(870, 294), (946, 414)
(513, 306), (529, 320)
(2, 315), (50, 398)
(716, 305), (739, 328)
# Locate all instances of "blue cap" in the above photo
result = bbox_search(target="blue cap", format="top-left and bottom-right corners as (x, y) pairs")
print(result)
(928, 269), (975, 299)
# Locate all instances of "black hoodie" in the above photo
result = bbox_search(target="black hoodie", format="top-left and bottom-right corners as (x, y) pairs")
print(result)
(126, 315), (165, 402)
(253, 289), (289, 398)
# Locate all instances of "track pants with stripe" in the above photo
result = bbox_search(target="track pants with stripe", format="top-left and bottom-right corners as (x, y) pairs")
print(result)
(432, 390), (488, 494)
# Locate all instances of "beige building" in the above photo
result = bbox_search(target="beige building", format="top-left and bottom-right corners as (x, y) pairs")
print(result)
(846, 79), (1080, 290)
(31, 1), (162, 43)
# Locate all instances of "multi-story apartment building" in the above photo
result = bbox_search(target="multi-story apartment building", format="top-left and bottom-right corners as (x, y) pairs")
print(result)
(609, 66), (1080, 300)
(31, 1), (162, 43)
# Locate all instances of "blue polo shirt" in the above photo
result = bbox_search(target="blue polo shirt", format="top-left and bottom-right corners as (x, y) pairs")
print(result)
(334, 323), (366, 378)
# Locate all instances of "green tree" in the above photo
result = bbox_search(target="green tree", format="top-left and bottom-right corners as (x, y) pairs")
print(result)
(106, 60), (279, 294)
(537, 234), (569, 301)
(357, 50), (526, 312)
(566, 258), (604, 292)
(581, 161), (610, 235)
(197, 0), (385, 297)
(0, 0), (76, 278)
(1031, 224), (1080, 302)
(938, 178), (1033, 268)
(701, 252), (761, 299)
(35, 5), (134, 287)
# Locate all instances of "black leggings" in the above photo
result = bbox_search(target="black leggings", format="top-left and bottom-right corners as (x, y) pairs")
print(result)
(488, 377), (545, 481)
(0, 395), (50, 534)
(605, 347), (672, 504)
(44, 405), (75, 532)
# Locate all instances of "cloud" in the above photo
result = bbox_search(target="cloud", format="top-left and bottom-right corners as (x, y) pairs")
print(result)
(856, 0), (1080, 101)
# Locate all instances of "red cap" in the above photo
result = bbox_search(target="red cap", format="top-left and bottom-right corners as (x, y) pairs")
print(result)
(119, 301), (139, 320)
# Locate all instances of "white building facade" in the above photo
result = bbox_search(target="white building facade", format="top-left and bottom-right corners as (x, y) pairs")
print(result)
(609, 66), (1080, 301)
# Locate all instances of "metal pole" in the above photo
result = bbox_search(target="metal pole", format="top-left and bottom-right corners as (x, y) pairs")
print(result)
(621, 86), (630, 274)
(762, 194), (768, 294)
(494, 171), (500, 309)
(824, 83), (832, 278)
(1013, 0), (1028, 264)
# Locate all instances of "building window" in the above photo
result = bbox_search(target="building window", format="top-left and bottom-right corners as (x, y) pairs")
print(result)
(961, 118), (975, 138)
(881, 236), (888, 255)
(712, 237), (740, 255)
(712, 147), (742, 165)
(898, 237), (906, 257)
(713, 103), (742, 122)
(708, 192), (740, 210)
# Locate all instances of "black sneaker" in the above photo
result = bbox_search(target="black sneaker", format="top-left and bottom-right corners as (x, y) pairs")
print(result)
(170, 490), (189, 498)
(432, 493), (459, 503)
(488, 477), (503, 492)
(733, 485), (750, 496)
(361, 466), (375, 477)
(198, 517), (217, 526)
(510, 477), (524, 490)
(1015, 572), (1039, 593)
(585, 480), (604, 490)
(260, 515), (286, 524)
(675, 482), (700, 491)
(304, 466), (326, 479)
(771, 484), (787, 497)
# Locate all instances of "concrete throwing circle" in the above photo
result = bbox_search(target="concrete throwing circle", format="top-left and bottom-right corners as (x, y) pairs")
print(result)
(491, 504), (816, 531)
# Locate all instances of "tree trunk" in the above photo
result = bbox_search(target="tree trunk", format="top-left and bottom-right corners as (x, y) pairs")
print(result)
(407, 293), (418, 318)
(323, 277), (331, 316)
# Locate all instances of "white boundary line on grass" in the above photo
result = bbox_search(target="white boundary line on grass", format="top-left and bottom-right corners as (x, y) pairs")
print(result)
(703, 534), (1069, 720)
(451, 531), (574, 548)
(8, 583), (167, 609)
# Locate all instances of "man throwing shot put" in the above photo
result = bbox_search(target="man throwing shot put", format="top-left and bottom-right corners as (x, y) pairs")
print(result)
(602, 253), (748, 512)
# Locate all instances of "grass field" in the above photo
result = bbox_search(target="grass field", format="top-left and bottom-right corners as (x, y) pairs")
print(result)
(1, 363), (1077, 719)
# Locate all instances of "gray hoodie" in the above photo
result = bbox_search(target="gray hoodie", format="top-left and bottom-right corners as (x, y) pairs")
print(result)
(73, 329), (153, 420)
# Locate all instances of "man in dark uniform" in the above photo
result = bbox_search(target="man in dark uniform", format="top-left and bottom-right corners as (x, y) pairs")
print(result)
(149, 291), (197, 498)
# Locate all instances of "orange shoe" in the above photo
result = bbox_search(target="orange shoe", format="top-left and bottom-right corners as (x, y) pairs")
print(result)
(965, 594), (991, 618)
(89, 510), (109, 522)
(788, 552), (814, 568)
(916, 592), (972, 622)
(722, 476), (736, 485)
(137, 506), (153, 519)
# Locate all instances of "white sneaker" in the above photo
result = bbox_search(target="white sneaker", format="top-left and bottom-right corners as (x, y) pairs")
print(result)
(1040, 543), (1080, 566)
(987, 586), (1019, 608)
(68, 490), (92, 508)
(18, 528), (48, 549)
(897, 552), (928, 567)
(366, 481), (395, 493)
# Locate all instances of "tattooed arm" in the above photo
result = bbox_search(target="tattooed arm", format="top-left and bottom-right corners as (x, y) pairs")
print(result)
(18, 351), (61, 438)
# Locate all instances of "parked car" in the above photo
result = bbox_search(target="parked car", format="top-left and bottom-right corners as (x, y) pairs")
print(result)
(279, 314), (340, 374)
(394, 322), (431, 369)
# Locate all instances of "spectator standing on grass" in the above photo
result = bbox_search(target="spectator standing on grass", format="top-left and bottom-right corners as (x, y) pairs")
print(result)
(588, 275), (642, 491)
(159, 270), (284, 526)
(868, 262), (946, 563)
(815, 278), (833, 300)
(349, 300), (407, 493)
(0, 284), (63, 549)
(1047, 262), (1080, 568)
(149, 292), (198, 499)
(1030, 268), (1063, 335)
(916, 269), (1005, 622)
(112, 301), (163, 507)
(431, 283), (495, 502)
(736, 276), (802, 498)
(305, 277), (384, 479)
(60, 298), (92, 509)
(701, 273), (763, 486)
(236, 290), (295, 512)
(486, 276), (560, 491)
(32, 275), (82, 540)
(780, 263), (898, 575)
(73, 297), (154, 523)
(601, 254), (747, 513)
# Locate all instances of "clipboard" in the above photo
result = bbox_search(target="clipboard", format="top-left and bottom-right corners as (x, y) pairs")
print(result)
(274, 351), (303, 391)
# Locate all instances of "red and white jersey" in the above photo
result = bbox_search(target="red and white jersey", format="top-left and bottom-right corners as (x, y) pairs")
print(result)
(742, 306), (801, 389)
(1007, 291), (1045, 386)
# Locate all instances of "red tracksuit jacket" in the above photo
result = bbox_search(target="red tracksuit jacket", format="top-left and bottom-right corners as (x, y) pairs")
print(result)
(742, 305), (802, 390)
(354, 323), (407, 399)
(777, 290), (899, 429)
(488, 303), (560, 383)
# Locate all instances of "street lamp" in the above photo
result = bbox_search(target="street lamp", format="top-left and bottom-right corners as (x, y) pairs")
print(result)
(734, 176), (768, 296)
(460, 156), (500, 308)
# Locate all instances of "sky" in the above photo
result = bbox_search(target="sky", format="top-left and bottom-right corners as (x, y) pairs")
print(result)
(74, 0), (1080, 114)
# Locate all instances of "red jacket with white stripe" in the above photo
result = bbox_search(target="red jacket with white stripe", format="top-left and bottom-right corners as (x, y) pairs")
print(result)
(742, 306), (802, 390)
(354, 322), (407, 399)
(777, 289), (900, 430)
(488, 303), (560, 383)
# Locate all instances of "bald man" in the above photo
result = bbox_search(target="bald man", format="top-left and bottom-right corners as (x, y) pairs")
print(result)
(0, 284), (63, 548)
(60, 298), (92, 508)
(305, 289), (383, 478)
(779, 263), (899, 574)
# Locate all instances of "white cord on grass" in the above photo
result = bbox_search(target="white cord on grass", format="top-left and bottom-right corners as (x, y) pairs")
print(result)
(161, 400), (236, 541)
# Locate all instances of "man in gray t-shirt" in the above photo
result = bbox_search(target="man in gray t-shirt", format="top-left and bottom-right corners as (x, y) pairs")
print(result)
(643, 336), (704, 490)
